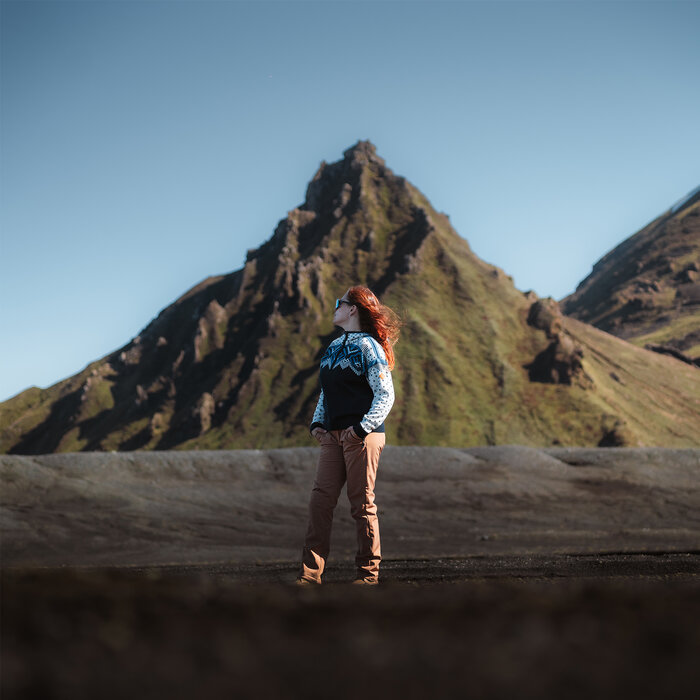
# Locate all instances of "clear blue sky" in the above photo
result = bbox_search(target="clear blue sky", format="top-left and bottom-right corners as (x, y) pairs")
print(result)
(2, 0), (699, 402)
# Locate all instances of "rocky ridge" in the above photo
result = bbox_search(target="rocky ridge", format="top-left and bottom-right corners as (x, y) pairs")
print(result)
(561, 185), (700, 363)
(2, 142), (699, 452)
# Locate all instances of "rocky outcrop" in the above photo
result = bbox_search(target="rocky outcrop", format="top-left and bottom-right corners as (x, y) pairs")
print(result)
(526, 299), (592, 388)
(644, 343), (700, 368)
(598, 415), (636, 447)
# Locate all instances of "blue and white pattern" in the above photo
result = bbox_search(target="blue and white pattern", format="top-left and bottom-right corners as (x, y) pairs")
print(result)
(311, 389), (327, 426)
(312, 332), (395, 434)
(361, 361), (395, 433)
(320, 335), (383, 375)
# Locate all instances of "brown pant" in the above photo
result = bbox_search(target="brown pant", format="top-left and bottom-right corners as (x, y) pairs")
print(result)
(300, 428), (386, 583)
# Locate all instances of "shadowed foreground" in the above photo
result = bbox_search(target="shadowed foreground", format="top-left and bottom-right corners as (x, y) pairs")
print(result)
(3, 555), (700, 700)
(2, 447), (699, 698)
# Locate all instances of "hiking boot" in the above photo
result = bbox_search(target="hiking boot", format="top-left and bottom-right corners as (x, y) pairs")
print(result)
(294, 577), (319, 586)
(351, 578), (379, 585)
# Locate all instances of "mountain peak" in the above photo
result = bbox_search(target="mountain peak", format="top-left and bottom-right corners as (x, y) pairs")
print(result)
(303, 139), (386, 213)
(4, 145), (699, 454)
(343, 139), (384, 167)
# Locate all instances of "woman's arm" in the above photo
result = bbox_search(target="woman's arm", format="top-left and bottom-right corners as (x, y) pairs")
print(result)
(354, 340), (395, 437)
(309, 389), (326, 434)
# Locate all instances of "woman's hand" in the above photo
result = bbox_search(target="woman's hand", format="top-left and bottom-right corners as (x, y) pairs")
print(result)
(342, 426), (361, 441)
(311, 427), (328, 441)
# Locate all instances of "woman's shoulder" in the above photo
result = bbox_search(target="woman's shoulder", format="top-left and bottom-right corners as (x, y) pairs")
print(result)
(358, 334), (388, 364)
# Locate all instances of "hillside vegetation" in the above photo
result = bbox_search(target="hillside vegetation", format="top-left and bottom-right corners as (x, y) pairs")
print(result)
(2, 142), (699, 452)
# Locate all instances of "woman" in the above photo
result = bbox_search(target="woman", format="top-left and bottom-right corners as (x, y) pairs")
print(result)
(297, 286), (401, 585)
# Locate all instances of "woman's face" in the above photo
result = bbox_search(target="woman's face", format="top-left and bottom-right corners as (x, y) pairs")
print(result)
(333, 289), (354, 327)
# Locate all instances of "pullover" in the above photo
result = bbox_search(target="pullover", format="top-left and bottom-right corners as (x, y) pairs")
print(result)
(309, 331), (395, 439)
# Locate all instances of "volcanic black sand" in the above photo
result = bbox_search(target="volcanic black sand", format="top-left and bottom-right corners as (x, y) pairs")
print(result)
(2, 447), (699, 698)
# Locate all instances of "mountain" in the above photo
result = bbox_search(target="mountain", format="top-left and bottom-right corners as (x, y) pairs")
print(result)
(2, 141), (699, 453)
(561, 186), (700, 365)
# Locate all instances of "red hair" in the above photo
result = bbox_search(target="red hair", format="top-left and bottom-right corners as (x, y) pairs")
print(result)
(346, 286), (402, 370)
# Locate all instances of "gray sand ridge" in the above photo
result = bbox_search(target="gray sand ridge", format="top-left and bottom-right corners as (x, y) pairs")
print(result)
(2, 446), (699, 568)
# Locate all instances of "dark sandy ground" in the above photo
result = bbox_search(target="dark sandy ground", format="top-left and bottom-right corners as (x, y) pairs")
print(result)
(3, 554), (700, 700)
(2, 447), (700, 698)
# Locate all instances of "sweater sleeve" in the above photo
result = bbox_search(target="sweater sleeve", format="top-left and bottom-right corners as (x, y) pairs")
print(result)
(354, 338), (395, 437)
(309, 389), (326, 433)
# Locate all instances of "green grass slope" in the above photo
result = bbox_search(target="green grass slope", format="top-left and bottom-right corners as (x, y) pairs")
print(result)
(2, 143), (699, 453)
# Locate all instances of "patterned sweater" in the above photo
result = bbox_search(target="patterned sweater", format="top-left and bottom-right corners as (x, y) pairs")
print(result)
(309, 331), (395, 438)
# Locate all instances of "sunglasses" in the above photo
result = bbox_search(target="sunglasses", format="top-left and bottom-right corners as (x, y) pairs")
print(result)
(335, 299), (353, 310)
